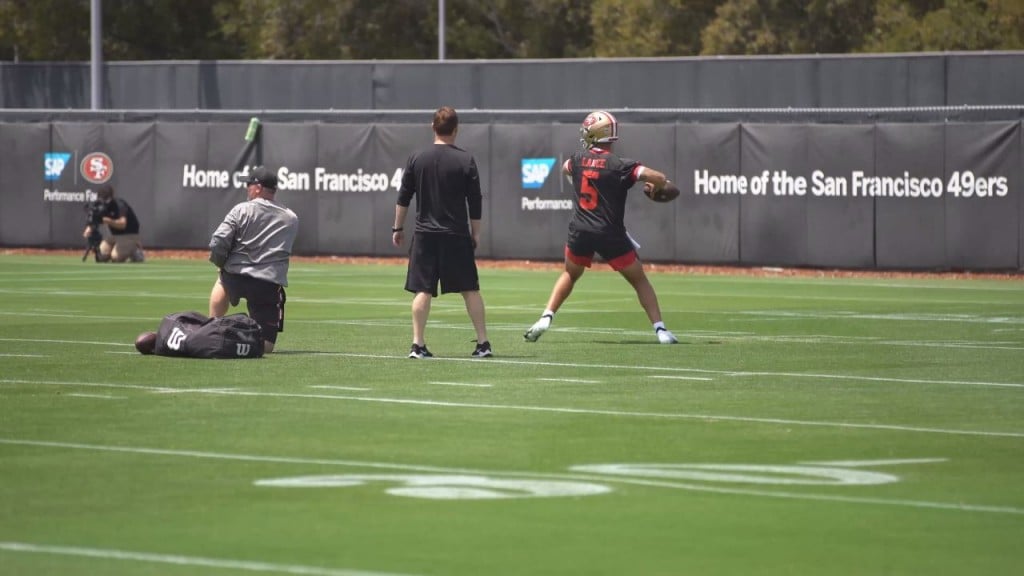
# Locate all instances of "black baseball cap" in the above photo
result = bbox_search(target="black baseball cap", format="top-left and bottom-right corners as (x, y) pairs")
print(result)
(245, 166), (278, 189)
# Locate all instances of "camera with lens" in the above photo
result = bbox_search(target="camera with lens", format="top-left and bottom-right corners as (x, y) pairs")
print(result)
(82, 200), (105, 261)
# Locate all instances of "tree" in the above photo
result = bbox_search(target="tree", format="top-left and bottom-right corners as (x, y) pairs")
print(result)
(864, 0), (1024, 52)
(701, 0), (876, 55)
(442, 0), (593, 59)
(590, 0), (719, 57)
(0, 0), (90, 61)
(106, 0), (236, 59)
(2, 0), (1021, 62)
(0, 0), (236, 61)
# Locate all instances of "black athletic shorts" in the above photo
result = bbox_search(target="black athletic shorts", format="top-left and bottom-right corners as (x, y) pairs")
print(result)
(405, 232), (479, 296)
(566, 229), (637, 271)
(219, 270), (286, 343)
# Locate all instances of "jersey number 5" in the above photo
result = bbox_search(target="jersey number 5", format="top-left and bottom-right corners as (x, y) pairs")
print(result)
(579, 169), (600, 210)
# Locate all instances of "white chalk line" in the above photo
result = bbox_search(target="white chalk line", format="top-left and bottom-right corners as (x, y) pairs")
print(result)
(4, 334), (1017, 389)
(311, 385), (372, 392)
(426, 381), (493, 388)
(315, 352), (1024, 390)
(537, 378), (603, 384)
(2, 378), (1021, 438)
(152, 387), (241, 395)
(2, 283), (1019, 307)
(66, 393), (124, 400)
(0, 541), (418, 576)
(0, 336), (135, 347)
(0, 438), (1021, 516)
(2, 315), (1022, 352)
(649, 375), (715, 382)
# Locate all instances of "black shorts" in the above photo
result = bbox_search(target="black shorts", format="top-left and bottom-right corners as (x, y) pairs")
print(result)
(566, 229), (637, 271)
(219, 270), (286, 343)
(405, 233), (479, 296)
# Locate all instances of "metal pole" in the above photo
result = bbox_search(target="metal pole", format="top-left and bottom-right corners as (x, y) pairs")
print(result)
(438, 0), (445, 61)
(90, 0), (103, 109)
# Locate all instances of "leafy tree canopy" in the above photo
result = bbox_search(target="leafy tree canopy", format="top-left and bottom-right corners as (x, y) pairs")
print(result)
(0, 0), (1020, 61)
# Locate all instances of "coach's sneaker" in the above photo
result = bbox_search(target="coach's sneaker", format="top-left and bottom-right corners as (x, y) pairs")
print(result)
(130, 247), (145, 263)
(471, 340), (493, 358)
(523, 314), (553, 342)
(408, 344), (434, 359)
(656, 327), (679, 344)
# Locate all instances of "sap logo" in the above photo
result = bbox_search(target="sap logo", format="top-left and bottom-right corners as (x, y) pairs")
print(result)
(521, 158), (557, 189)
(44, 153), (72, 181)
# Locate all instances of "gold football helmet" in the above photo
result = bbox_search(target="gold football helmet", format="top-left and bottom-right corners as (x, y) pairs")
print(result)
(579, 110), (619, 148)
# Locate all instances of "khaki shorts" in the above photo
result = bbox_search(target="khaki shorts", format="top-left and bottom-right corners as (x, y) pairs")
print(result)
(100, 232), (141, 262)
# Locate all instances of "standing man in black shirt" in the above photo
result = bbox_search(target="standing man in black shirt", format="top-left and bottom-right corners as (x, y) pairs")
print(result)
(392, 106), (492, 359)
(524, 110), (679, 345)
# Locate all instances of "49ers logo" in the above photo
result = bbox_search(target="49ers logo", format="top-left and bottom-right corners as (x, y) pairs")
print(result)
(81, 152), (113, 184)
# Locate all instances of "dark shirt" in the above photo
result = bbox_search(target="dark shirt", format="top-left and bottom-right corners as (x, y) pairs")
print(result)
(397, 143), (482, 236)
(565, 147), (642, 235)
(100, 198), (141, 235)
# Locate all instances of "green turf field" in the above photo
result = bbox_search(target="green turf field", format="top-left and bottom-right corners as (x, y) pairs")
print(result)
(1, 254), (1022, 575)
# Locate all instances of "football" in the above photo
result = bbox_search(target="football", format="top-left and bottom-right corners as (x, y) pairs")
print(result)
(135, 331), (157, 355)
(644, 181), (680, 203)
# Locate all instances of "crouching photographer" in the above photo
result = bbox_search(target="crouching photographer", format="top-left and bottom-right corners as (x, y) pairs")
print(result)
(82, 184), (144, 263)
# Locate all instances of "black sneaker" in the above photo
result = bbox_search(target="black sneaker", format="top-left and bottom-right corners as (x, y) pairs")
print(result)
(408, 344), (433, 359)
(471, 341), (493, 358)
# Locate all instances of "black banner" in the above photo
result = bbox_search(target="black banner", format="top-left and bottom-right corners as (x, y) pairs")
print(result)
(3, 119), (1021, 271)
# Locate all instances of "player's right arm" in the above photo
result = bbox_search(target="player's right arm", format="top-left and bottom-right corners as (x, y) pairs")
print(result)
(637, 166), (668, 189)
(208, 206), (241, 268)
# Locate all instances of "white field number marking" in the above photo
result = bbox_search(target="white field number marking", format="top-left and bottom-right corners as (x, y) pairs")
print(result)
(254, 474), (612, 500)
(571, 458), (946, 486)
(254, 459), (945, 500)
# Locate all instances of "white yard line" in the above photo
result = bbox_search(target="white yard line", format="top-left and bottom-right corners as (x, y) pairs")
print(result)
(316, 353), (1024, 390)
(2, 317), (1022, 352)
(537, 378), (603, 384)
(12, 338), (1019, 389)
(649, 375), (715, 381)
(66, 393), (124, 400)
(426, 381), (493, 388)
(0, 353), (47, 358)
(2, 285), (1021, 307)
(2, 378), (1021, 438)
(151, 388), (241, 395)
(0, 337), (135, 347)
(0, 438), (1021, 516)
(311, 385), (371, 391)
(0, 541), (418, 576)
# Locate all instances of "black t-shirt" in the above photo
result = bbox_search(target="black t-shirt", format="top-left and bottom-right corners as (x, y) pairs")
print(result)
(397, 143), (482, 236)
(565, 147), (642, 235)
(154, 312), (264, 359)
(100, 198), (141, 235)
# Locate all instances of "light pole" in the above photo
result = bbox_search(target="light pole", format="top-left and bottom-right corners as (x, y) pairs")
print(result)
(90, 0), (103, 109)
(438, 0), (446, 61)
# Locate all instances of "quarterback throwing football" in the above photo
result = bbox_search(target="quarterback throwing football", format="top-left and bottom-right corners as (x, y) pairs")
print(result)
(524, 110), (679, 345)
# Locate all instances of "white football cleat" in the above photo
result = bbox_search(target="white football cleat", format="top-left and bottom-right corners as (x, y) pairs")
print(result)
(656, 327), (678, 344)
(524, 314), (552, 342)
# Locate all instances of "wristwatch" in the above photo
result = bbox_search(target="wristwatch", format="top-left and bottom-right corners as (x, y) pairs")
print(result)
(391, 227), (403, 232)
